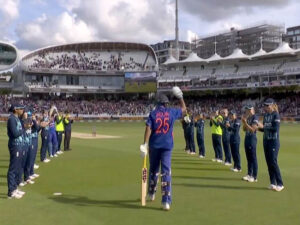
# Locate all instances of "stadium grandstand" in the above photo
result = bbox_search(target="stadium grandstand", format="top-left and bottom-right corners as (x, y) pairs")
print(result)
(14, 42), (158, 94)
(2, 32), (300, 121)
(0, 41), (18, 90)
(159, 42), (300, 92)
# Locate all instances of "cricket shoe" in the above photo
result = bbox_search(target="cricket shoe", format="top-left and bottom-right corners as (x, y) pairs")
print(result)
(216, 159), (223, 163)
(43, 158), (50, 163)
(148, 194), (155, 201)
(231, 168), (241, 172)
(54, 154), (58, 157)
(224, 162), (232, 166)
(30, 174), (40, 180)
(242, 175), (251, 181)
(50, 155), (54, 158)
(275, 186), (285, 192)
(248, 177), (258, 183)
(199, 155), (205, 158)
(19, 182), (26, 187)
(191, 152), (196, 155)
(57, 151), (63, 155)
(162, 202), (170, 211)
(8, 190), (23, 199)
(16, 189), (25, 196)
(26, 179), (35, 185)
(268, 184), (277, 190)
(34, 164), (39, 169)
(211, 158), (217, 162)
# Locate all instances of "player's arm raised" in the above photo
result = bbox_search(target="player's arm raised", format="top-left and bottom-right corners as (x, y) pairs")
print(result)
(172, 86), (187, 116)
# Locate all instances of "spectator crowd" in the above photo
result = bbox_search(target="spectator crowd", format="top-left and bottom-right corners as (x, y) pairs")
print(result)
(26, 50), (155, 72)
(0, 94), (299, 117)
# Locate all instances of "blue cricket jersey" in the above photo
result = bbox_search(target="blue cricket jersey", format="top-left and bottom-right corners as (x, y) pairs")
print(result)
(7, 114), (24, 148)
(195, 119), (205, 138)
(146, 105), (182, 150)
(245, 114), (259, 138)
(262, 111), (280, 141)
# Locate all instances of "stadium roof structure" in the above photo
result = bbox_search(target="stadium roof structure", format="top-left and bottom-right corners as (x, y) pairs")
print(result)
(221, 48), (250, 61)
(176, 52), (206, 64)
(249, 48), (267, 59)
(163, 55), (178, 65)
(0, 41), (19, 71)
(22, 41), (157, 63)
(164, 42), (300, 66)
(254, 42), (295, 59)
(206, 53), (223, 63)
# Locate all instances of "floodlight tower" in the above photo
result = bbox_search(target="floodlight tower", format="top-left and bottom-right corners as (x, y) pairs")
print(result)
(175, 0), (179, 60)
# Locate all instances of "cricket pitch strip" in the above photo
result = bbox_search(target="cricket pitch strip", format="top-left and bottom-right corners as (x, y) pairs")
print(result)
(72, 132), (122, 139)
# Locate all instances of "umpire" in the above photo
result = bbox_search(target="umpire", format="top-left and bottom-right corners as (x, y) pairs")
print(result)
(63, 111), (73, 151)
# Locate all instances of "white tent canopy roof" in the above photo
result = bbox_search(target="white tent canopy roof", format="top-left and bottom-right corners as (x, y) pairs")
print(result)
(178, 52), (206, 63)
(163, 55), (178, 65)
(206, 53), (222, 62)
(222, 48), (250, 60)
(265, 42), (295, 57)
(249, 48), (267, 59)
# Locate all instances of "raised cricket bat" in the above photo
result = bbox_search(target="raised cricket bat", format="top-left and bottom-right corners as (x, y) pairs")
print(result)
(141, 155), (147, 206)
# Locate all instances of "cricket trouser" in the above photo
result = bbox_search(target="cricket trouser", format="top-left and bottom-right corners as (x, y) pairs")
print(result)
(188, 130), (195, 153)
(184, 128), (190, 150)
(212, 134), (223, 160)
(244, 136), (258, 179)
(29, 137), (38, 176)
(196, 133), (205, 156)
(222, 134), (231, 163)
(40, 133), (48, 161)
(263, 140), (283, 186)
(56, 131), (63, 151)
(230, 139), (241, 170)
(24, 143), (32, 182)
(48, 131), (58, 156)
(7, 145), (22, 196)
(148, 148), (172, 204)
(64, 130), (71, 150)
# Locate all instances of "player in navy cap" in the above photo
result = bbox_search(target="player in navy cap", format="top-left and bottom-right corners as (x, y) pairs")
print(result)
(241, 104), (259, 183)
(140, 87), (186, 211)
(228, 110), (241, 172)
(258, 98), (284, 191)
(7, 104), (28, 199)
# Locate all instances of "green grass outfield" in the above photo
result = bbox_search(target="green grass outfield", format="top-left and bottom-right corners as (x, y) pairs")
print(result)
(0, 121), (299, 225)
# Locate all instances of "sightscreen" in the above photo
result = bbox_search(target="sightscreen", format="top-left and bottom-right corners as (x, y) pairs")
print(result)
(125, 72), (157, 93)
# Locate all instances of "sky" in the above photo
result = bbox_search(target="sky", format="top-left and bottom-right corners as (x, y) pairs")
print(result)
(0, 0), (299, 56)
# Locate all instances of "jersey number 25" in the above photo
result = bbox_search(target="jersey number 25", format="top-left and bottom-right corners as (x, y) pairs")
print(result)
(155, 118), (170, 134)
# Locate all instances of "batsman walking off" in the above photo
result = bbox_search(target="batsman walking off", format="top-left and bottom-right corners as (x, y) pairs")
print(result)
(140, 87), (186, 211)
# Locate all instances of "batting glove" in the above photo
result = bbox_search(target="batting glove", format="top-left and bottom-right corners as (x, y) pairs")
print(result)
(140, 143), (148, 158)
(172, 86), (183, 99)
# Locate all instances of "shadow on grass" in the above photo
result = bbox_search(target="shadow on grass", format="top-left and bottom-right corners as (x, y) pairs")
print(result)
(0, 159), (9, 162)
(173, 183), (267, 191)
(49, 195), (162, 211)
(0, 174), (6, 178)
(173, 175), (241, 181)
(0, 182), (6, 186)
(0, 166), (7, 169)
(173, 167), (230, 171)
(172, 161), (212, 166)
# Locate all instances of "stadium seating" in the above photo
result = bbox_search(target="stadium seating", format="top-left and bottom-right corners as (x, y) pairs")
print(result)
(22, 50), (156, 72)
